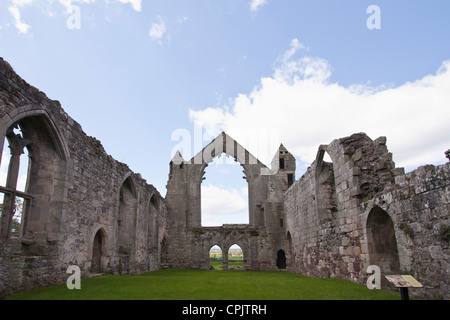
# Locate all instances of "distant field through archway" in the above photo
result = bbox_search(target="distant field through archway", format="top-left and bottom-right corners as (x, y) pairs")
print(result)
(228, 244), (243, 270)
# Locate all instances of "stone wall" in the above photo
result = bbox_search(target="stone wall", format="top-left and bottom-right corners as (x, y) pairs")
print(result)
(162, 133), (294, 271)
(0, 57), (448, 300)
(0, 58), (167, 298)
(366, 163), (449, 299)
(285, 133), (449, 299)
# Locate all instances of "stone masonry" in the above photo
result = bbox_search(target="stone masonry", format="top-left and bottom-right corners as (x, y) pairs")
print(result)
(0, 57), (448, 299)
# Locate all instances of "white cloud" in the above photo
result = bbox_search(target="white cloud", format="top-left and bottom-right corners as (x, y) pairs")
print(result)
(57, 0), (94, 12)
(6, 0), (142, 35)
(250, 0), (267, 13)
(8, 5), (31, 34)
(201, 184), (249, 226)
(11, 0), (33, 6)
(190, 39), (450, 173)
(117, 0), (141, 12)
(149, 16), (166, 42)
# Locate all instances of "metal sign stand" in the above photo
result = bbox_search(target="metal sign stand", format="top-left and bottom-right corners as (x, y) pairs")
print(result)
(385, 275), (423, 300)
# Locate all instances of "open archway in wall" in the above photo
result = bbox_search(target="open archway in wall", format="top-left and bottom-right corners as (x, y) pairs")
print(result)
(366, 207), (400, 276)
(228, 244), (243, 270)
(209, 245), (223, 270)
(277, 250), (287, 269)
(201, 155), (249, 227)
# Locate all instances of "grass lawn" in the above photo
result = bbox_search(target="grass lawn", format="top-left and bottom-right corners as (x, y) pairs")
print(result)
(6, 268), (401, 300)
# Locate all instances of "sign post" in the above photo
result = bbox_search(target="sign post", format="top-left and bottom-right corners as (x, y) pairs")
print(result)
(385, 275), (423, 300)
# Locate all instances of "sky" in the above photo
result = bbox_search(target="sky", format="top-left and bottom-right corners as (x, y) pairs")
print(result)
(1, 0), (449, 226)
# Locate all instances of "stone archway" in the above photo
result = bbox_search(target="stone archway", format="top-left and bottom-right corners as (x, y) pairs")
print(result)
(228, 244), (244, 270)
(209, 245), (223, 270)
(277, 249), (287, 269)
(91, 229), (106, 273)
(366, 207), (400, 276)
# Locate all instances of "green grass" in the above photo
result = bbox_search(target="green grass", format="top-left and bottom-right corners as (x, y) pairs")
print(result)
(6, 268), (401, 300)
(210, 261), (243, 270)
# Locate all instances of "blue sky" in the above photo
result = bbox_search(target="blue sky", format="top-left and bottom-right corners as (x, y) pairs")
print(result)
(1, 1), (449, 226)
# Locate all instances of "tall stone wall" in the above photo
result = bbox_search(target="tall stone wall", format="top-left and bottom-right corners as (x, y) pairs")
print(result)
(285, 133), (449, 299)
(162, 133), (294, 271)
(0, 58), (167, 298)
(0, 57), (448, 300)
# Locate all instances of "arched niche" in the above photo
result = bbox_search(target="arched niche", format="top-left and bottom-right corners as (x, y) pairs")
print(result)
(117, 176), (137, 255)
(314, 145), (338, 222)
(148, 194), (159, 252)
(366, 206), (400, 276)
(91, 228), (107, 273)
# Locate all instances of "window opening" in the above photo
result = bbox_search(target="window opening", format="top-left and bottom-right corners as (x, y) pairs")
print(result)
(228, 244), (243, 270)
(0, 124), (32, 239)
(279, 158), (285, 170)
(201, 155), (249, 226)
(209, 245), (223, 270)
(287, 174), (294, 187)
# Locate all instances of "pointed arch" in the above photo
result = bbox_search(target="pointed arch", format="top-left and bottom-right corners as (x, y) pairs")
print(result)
(314, 145), (338, 222)
(209, 244), (223, 270)
(148, 194), (159, 252)
(0, 112), (68, 239)
(91, 228), (107, 273)
(2, 110), (69, 161)
(227, 243), (244, 270)
(117, 175), (137, 255)
(201, 155), (249, 226)
(277, 249), (287, 269)
(366, 206), (400, 275)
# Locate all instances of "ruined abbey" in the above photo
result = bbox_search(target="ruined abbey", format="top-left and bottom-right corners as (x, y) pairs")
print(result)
(0, 57), (448, 299)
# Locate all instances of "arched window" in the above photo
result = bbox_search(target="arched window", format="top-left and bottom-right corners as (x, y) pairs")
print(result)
(0, 116), (66, 240)
(201, 155), (249, 226)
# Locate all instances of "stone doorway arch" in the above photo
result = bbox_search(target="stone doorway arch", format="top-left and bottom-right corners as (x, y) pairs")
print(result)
(277, 249), (287, 269)
(209, 244), (223, 270)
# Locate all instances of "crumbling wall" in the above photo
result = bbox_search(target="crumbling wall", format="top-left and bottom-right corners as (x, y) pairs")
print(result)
(163, 134), (293, 271)
(1, 56), (448, 300)
(364, 163), (450, 299)
(0, 58), (166, 298)
(285, 132), (449, 299)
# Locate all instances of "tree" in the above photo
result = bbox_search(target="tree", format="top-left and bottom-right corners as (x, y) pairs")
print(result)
(11, 197), (24, 234)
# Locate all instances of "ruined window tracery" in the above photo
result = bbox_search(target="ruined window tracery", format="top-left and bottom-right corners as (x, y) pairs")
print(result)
(200, 155), (249, 226)
(0, 124), (32, 239)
